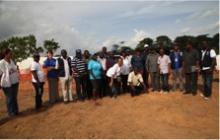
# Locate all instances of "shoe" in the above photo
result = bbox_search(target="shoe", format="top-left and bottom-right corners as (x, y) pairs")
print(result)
(200, 94), (204, 97)
(160, 90), (164, 94)
(204, 97), (210, 100)
(164, 91), (169, 94)
(192, 92), (197, 96)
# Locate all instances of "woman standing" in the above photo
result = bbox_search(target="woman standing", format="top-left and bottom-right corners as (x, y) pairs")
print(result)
(88, 54), (103, 103)
(0, 48), (19, 116)
(43, 50), (59, 104)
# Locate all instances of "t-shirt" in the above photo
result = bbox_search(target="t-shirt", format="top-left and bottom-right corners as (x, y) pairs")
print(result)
(0, 59), (19, 87)
(106, 63), (122, 79)
(201, 49), (216, 70)
(88, 60), (102, 80)
(30, 61), (45, 83)
(44, 58), (58, 78)
(128, 71), (143, 86)
(157, 55), (171, 74)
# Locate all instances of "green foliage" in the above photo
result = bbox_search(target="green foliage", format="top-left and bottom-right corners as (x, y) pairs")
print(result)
(43, 38), (60, 52)
(136, 37), (153, 49)
(156, 35), (172, 48)
(0, 35), (43, 62)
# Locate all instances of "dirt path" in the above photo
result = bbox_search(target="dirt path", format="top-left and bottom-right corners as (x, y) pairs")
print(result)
(0, 74), (219, 139)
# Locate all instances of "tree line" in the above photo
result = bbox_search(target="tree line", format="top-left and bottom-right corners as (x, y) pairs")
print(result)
(0, 33), (219, 63)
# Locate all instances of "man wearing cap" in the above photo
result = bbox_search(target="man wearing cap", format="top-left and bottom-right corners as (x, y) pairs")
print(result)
(56, 49), (73, 103)
(71, 49), (88, 101)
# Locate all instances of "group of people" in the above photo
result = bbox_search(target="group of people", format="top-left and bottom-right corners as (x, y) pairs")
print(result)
(0, 40), (217, 117)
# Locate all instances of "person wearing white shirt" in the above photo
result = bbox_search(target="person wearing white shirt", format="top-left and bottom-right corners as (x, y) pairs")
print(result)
(31, 53), (45, 109)
(56, 49), (73, 103)
(200, 41), (217, 100)
(106, 58), (123, 98)
(0, 48), (19, 116)
(157, 48), (171, 93)
(120, 51), (132, 93)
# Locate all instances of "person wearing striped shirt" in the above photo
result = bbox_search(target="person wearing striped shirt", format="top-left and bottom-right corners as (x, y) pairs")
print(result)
(71, 49), (88, 101)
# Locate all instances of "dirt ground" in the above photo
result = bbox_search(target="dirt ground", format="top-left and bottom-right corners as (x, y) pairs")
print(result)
(0, 72), (219, 139)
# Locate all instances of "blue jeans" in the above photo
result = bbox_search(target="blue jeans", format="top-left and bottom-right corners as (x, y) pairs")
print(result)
(2, 83), (19, 116)
(202, 70), (213, 97)
(160, 74), (169, 91)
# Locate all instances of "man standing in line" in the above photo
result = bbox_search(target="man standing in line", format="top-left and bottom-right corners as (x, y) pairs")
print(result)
(182, 41), (200, 95)
(169, 45), (184, 91)
(56, 49), (73, 103)
(200, 41), (216, 100)
(157, 48), (171, 94)
(71, 49), (88, 101)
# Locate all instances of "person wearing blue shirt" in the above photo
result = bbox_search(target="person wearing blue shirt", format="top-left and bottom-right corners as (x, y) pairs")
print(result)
(88, 53), (103, 103)
(169, 45), (184, 91)
(43, 50), (59, 104)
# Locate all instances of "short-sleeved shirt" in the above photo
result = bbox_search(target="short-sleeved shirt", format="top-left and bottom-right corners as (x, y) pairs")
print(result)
(30, 61), (45, 83)
(157, 55), (171, 74)
(183, 49), (199, 73)
(71, 57), (87, 77)
(128, 71), (143, 86)
(0, 59), (19, 87)
(106, 63), (122, 79)
(44, 58), (58, 78)
(88, 60), (102, 80)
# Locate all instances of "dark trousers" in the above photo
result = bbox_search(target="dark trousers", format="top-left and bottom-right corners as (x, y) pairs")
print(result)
(100, 75), (108, 97)
(143, 69), (149, 88)
(74, 75), (88, 100)
(149, 72), (160, 91)
(32, 82), (44, 109)
(160, 74), (169, 91)
(130, 85), (143, 96)
(86, 74), (93, 99)
(185, 72), (197, 94)
(2, 83), (19, 116)
(121, 74), (128, 93)
(202, 70), (213, 97)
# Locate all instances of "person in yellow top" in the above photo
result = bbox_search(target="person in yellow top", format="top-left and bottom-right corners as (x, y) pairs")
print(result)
(128, 68), (146, 97)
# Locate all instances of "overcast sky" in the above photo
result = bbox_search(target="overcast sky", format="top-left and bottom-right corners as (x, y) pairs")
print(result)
(0, 0), (219, 55)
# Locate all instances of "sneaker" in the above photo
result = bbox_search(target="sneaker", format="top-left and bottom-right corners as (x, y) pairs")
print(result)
(160, 90), (164, 94)
(200, 93), (204, 97)
(204, 97), (210, 100)
(164, 91), (169, 94)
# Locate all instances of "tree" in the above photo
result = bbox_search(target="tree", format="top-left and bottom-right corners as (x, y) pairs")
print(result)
(211, 33), (219, 54)
(174, 35), (195, 51)
(0, 35), (43, 62)
(136, 37), (153, 49)
(43, 38), (60, 52)
(156, 35), (172, 48)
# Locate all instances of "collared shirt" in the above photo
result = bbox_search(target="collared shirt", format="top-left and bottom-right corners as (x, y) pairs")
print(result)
(157, 55), (171, 74)
(121, 55), (132, 75)
(44, 58), (58, 78)
(128, 71), (143, 86)
(30, 61), (45, 83)
(106, 63), (122, 79)
(183, 49), (199, 73)
(0, 59), (19, 87)
(146, 53), (159, 73)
